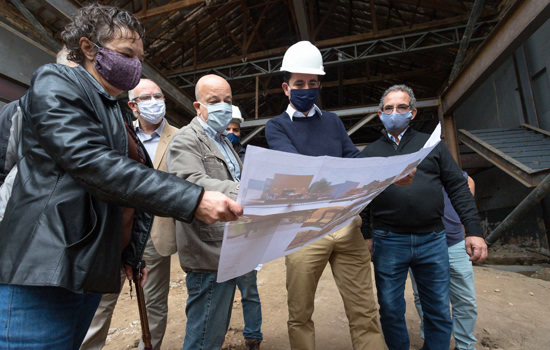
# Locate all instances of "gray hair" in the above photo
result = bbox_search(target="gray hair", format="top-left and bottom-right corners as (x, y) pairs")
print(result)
(128, 87), (136, 101)
(128, 79), (162, 101)
(379, 84), (417, 110)
(195, 80), (201, 102)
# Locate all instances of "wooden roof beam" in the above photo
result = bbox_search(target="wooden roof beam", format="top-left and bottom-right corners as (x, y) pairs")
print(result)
(442, 0), (550, 115)
(292, 0), (310, 41)
(135, 0), (204, 21)
(10, 0), (60, 51)
(0, 3), (57, 56)
(312, 0), (339, 41)
(166, 13), (490, 76)
(393, 0), (473, 15)
(150, 1), (239, 65)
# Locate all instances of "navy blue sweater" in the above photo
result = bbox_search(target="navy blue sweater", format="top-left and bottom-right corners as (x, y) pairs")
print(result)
(265, 110), (362, 158)
(360, 128), (482, 239)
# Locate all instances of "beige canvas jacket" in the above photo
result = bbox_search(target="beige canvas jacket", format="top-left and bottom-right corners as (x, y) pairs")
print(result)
(134, 119), (179, 257)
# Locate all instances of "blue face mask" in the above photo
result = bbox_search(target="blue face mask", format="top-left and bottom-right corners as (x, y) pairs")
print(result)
(289, 88), (319, 113)
(227, 133), (241, 146)
(380, 111), (413, 132)
(199, 102), (233, 133)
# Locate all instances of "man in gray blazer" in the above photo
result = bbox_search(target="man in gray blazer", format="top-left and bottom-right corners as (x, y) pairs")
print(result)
(167, 74), (245, 350)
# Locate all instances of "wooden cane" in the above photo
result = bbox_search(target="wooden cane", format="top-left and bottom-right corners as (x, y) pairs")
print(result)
(133, 260), (153, 350)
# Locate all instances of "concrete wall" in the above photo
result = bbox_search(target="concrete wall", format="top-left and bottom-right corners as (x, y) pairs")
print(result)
(454, 19), (550, 250)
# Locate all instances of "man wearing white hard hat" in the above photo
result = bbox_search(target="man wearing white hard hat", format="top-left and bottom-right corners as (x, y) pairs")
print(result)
(227, 105), (246, 162)
(265, 41), (387, 350)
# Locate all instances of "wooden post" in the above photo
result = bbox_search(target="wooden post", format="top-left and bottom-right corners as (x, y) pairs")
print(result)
(439, 97), (462, 167)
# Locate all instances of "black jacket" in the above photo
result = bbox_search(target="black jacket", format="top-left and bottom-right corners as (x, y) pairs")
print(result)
(0, 100), (18, 184)
(235, 143), (246, 163)
(360, 128), (482, 239)
(0, 64), (203, 293)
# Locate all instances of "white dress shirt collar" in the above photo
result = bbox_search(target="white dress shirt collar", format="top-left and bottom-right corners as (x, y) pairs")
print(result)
(285, 104), (322, 121)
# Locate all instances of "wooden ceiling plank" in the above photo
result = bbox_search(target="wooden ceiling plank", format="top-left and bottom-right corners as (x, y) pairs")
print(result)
(150, 1), (239, 65)
(370, 0), (378, 34)
(216, 18), (242, 49)
(166, 13), (489, 76)
(312, 0), (339, 40)
(393, 6), (409, 27)
(145, 1), (204, 36)
(136, 0), (204, 21)
(244, 2), (272, 51)
(394, 0), (471, 15)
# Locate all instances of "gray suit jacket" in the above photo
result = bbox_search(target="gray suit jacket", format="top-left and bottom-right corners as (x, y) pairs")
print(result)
(166, 117), (241, 272)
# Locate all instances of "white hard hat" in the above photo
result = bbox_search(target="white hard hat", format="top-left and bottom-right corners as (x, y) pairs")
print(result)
(280, 41), (325, 75)
(231, 105), (244, 124)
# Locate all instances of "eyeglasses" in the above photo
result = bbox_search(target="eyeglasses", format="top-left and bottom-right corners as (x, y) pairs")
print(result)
(132, 93), (164, 102)
(383, 104), (410, 113)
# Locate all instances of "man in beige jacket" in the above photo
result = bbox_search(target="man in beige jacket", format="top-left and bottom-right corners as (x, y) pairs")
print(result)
(167, 74), (245, 350)
(81, 79), (179, 350)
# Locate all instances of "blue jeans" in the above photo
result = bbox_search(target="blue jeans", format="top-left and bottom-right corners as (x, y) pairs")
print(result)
(237, 270), (263, 341)
(182, 272), (237, 350)
(372, 229), (452, 350)
(410, 242), (478, 350)
(0, 284), (102, 349)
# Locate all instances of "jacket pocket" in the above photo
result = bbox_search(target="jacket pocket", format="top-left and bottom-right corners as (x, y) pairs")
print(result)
(66, 196), (99, 248)
(203, 154), (229, 180)
(199, 222), (225, 242)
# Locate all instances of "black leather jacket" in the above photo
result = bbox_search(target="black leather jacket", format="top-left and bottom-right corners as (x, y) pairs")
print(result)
(0, 64), (203, 294)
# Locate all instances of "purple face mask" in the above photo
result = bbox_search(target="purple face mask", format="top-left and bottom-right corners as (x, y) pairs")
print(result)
(93, 44), (142, 91)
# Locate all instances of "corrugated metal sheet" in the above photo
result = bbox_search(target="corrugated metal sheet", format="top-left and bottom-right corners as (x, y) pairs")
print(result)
(459, 124), (550, 187)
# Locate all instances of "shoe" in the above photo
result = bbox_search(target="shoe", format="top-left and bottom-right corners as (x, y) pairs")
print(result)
(245, 338), (261, 350)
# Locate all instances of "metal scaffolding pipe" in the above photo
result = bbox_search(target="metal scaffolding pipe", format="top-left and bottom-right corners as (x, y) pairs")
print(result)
(486, 172), (550, 245)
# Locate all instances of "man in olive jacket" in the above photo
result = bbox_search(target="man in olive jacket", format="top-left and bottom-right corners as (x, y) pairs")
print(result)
(167, 74), (242, 350)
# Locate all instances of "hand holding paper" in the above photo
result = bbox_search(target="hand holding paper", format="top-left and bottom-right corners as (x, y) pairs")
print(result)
(194, 190), (243, 224)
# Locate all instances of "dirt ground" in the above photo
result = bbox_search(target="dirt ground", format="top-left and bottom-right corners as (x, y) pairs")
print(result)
(103, 255), (550, 350)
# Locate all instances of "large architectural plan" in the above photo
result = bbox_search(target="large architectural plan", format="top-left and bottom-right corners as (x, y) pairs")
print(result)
(217, 124), (441, 282)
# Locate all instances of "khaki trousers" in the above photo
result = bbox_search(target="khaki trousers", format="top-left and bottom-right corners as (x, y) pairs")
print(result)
(80, 238), (172, 350)
(286, 216), (386, 350)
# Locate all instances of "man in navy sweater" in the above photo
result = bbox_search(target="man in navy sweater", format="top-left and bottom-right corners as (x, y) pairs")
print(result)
(360, 84), (488, 350)
(265, 41), (386, 350)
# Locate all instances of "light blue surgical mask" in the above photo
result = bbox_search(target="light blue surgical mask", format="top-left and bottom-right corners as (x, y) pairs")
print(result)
(380, 111), (413, 132)
(199, 102), (233, 133)
(137, 99), (165, 124)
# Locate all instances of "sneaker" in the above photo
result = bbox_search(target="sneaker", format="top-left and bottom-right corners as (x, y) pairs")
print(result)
(245, 338), (261, 350)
